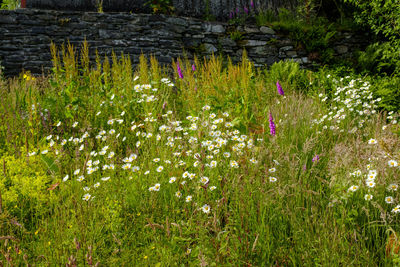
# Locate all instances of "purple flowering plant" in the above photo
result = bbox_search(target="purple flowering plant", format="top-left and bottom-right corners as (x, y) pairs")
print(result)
(269, 112), (276, 136)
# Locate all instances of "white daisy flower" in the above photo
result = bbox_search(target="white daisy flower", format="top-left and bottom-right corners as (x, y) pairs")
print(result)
(156, 166), (164, 172)
(368, 138), (377, 145)
(388, 160), (398, 167)
(364, 194), (373, 201)
(385, 196), (394, 204)
(269, 177), (277, 183)
(201, 204), (211, 214)
(348, 185), (359, 192)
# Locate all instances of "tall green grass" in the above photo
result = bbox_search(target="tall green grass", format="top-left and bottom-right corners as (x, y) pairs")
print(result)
(0, 42), (399, 266)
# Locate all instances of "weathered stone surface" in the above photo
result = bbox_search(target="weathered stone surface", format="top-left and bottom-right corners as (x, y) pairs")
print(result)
(260, 26), (275, 35)
(219, 38), (236, 47)
(0, 14), (17, 24)
(166, 17), (188, 27)
(211, 24), (225, 33)
(204, 43), (218, 53)
(285, 50), (297, 57)
(250, 46), (278, 55)
(244, 26), (259, 33)
(301, 57), (309, 63)
(335, 45), (348, 54)
(99, 29), (112, 38)
(279, 46), (294, 52)
(245, 40), (267, 47)
(285, 58), (302, 63)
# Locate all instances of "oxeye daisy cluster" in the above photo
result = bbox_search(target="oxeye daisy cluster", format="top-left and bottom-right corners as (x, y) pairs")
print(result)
(313, 77), (380, 134)
(26, 76), (172, 202)
(343, 137), (400, 214)
(385, 111), (400, 127)
(27, 76), (268, 216)
(268, 166), (278, 183)
(143, 104), (264, 214)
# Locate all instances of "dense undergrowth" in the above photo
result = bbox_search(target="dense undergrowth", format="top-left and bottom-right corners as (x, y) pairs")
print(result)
(0, 42), (399, 266)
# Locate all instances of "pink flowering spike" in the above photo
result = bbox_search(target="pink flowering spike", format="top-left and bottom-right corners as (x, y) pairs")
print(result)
(192, 64), (196, 72)
(269, 112), (276, 136)
(244, 6), (249, 14)
(276, 81), (284, 96)
(250, 0), (254, 8)
(177, 61), (184, 79)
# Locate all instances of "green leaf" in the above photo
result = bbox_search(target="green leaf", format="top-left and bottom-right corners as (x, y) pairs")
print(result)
(40, 154), (59, 174)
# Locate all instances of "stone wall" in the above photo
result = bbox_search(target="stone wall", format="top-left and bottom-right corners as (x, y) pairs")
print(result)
(0, 9), (366, 76)
(27, 0), (299, 21)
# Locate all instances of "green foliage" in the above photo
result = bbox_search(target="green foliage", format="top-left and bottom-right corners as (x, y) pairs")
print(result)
(255, 9), (276, 26)
(272, 17), (337, 63)
(229, 30), (244, 41)
(344, 0), (400, 75)
(203, 0), (216, 21)
(369, 76), (400, 112)
(0, 0), (19, 10)
(0, 148), (58, 220)
(344, 0), (400, 42)
(356, 41), (400, 75)
(254, 8), (337, 64)
(267, 60), (312, 93)
(95, 0), (103, 13)
(145, 0), (174, 14)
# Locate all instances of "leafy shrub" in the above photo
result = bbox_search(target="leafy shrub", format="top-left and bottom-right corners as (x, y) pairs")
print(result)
(272, 17), (337, 63)
(356, 41), (400, 75)
(369, 76), (400, 112)
(267, 60), (312, 93)
(344, 0), (400, 42)
(0, 147), (58, 221)
(345, 0), (400, 75)
(0, 0), (19, 9)
(229, 30), (244, 41)
(255, 9), (276, 26)
(145, 0), (174, 14)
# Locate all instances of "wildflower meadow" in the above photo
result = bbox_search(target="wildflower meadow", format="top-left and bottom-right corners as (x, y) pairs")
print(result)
(1, 42), (400, 266)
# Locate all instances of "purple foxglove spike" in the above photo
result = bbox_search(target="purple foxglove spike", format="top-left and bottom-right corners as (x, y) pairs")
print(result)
(250, 0), (254, 8)
(192, 64), (196, 71)
(269, 112), (276, 136)
(236, 7), (239, 14)
(244, 6), (249, 14)
(177, 61), (183, 79)
(276, 80), (284, 96)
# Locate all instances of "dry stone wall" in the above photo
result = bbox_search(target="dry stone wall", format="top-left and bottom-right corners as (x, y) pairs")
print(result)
(27, 0), (299, 21)
(0, 9), (366, 76)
